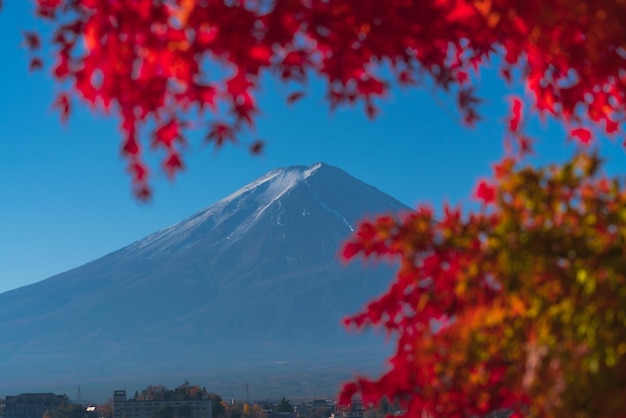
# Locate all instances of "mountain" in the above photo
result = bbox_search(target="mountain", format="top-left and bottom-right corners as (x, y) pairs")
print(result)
(0, 163), (410, 400)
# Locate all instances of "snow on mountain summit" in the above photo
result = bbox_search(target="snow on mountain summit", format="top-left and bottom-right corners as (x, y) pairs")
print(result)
(129, 162), (394, 257)
(221, 162), (323, 204)
(130, 163), (323, 251)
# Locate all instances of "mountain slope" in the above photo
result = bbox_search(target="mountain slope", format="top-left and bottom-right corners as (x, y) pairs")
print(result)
(0, 163), (409, 398)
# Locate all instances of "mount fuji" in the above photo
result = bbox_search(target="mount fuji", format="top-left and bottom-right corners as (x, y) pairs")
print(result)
(0, 163), (410, 399)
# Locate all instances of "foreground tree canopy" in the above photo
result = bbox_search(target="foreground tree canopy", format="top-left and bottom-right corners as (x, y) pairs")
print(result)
(25, 0), (626, 417)
(29, 0), (626, 196)
(341, 153), (626, 418)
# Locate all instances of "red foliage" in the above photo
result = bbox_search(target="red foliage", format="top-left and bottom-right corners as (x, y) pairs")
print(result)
(340, 153), (626, 417)
(29, 0), (626, 196)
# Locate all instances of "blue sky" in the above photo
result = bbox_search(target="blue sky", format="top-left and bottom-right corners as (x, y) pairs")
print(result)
(2, 2), (626, 294)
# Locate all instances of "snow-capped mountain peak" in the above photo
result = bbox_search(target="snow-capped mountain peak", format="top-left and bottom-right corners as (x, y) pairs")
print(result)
(131, 163), (344, 255)
(220, 162), (324, 204)
(0, 162), (410, 398)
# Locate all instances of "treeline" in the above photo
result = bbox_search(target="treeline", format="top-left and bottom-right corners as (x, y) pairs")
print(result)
(134, 381), (209, 401)
(128, 381), (384, 418)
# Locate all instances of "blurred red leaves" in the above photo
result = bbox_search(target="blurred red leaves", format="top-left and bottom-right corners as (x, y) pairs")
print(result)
(206, 122), (236, 147)
(23, 32), (40, 50)
(341, 153), (626, 417)
(286, 92), (305, 104)
(29, 58), (43, 71)
(249, 140), (264, 155)
(27, 0), (626, 197)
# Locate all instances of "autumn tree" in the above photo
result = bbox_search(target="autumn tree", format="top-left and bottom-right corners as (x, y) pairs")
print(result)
(242, 403), (268, 418)
(207, 393), (227, 418)
(340, 152), (626, 418)
(136, 382), (210, 402)
(21, 0), (626, 417)
(96, 398), (114, 418)
(138, 385), (168, 401)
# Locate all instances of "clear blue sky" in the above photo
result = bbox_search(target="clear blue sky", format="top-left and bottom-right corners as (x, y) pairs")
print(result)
(2, 2), (626, 294)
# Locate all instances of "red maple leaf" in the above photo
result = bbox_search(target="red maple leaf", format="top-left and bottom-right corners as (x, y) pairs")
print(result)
(133, 184), (152, 201)
(206, 122), (236, 147)
(122, 136), (140, 157)
(153, 119), (183, 149)
(570, 127), (593, 145)
(342, 242), (362, 261)
(508, 97), (523, 132)
(163, 152), (184, 178)
(249, 140), (264, 155)
(286, 91), (304, 104)
(128, 161), (149, 183)
(475, 180), (496, 204)
(52, 93), (70, 122)
(23, 32), (40, 50)
(29, 58), (43, 71)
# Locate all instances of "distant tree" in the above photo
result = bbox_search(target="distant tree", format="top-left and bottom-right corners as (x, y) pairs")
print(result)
(276, 398), (293, 413)
(224, 403), (242, 418)
(137, 382), (210, 402)
(244, 405), (267, 418)
(173, 381), (191, 400)
(188, 386), (204, 400)
(97, 399), (114, 418)
(207, 393), (226, 418)
(142, 385), (168, 401)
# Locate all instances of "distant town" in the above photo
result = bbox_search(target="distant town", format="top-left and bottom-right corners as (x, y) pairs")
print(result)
(0, 382), (395, 418)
